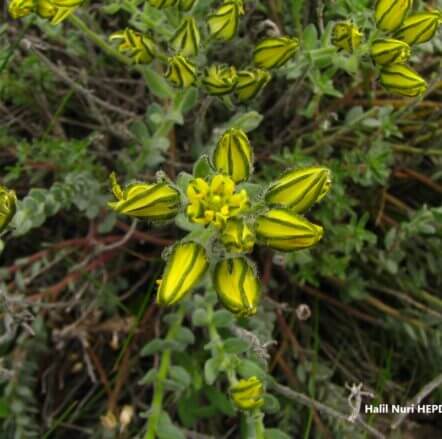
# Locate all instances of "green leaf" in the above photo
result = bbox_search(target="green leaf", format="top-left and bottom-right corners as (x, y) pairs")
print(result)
(174, 327), (195, 346)
(192, 308), (209, 327)
(140, 339), (165, 356)
(212, 310), (235, 328)
(204, 357), (222, 385)
(193, 155), (213, 178)
(157, 411), (186, 439)
(226, 111), (263, 132)
(265, 429), (291, 439)
(144, 67), (175, 99)
(262, 394), (280, 414)
(169, 365), (191, 389)
(223, 338), (249, 354)
(237, 359), (267, 381)
(204, 386), (235, 416)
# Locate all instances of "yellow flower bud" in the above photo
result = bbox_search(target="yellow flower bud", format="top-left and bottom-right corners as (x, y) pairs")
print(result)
(331, 22), (363, 53)
(202, 64), (238, 96)
(36, 0), (83, 24)
(220, 219), (255, 253)
(178, 0), (197, 11)
(265, 167), (331, 213)
(208, 0), (244, 41)
(370, 38), (411, 65)
(379, 64), (427, 97)
(253, 36), (299, 69)
(109, 29), (156, 64)
(107, 172), (180, 220)
(8, 0), (35, 19)
(230, 376), (264, 410)
(213, 257), (260, 316)
(394, 12), (442, 46)
(147, 0), (178, 8)
(165, 55), (197, 88)
(186, 175), (249, 228)
(170, 17), (201, 56)
(255, 209), (324, 252)
(375, 0), (412, 32)
(212, 128), (253, 183)
(0, 186), (17, 233)
(157, 241), (208, 306)
(235, 68), (271, 102)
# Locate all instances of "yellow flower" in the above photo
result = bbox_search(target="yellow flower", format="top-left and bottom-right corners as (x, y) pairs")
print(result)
(186, 175), (249, 228)
(265, 167), (331, 213)
(331, 22), (363, 53)
(147, 0), (178, 8)
(170, 17), (201, 56)
(374, 0), (412, 32)
(37, 0), (83, 24)
(213, 257), (260, 316)
(208, 0), (245, 41)
(165, 55), (197, 88)
(157, 241), (208, 306)
(107, 172), (180, 220)
(379, 64), (427, 97)
(220, 219), (255, 253)
(394, 11), (442, 46)
(109, 29), (156, 64)
(212, 128), (253, 183)
(202, 64), (238, 96)
(235, 68), (271, 102)
(0, 186), (17, 233)
(178, 0), (197, 11)
(253, 36), (299, 69)
(370, 38), (411, 65)
(8, 0), (35, 19)
(255, 209), (323, 252)
(230, 377), (264, 410)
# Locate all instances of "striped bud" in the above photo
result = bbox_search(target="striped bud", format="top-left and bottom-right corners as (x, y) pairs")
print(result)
(157, 242), (208, 306)
(394, 12), (442, 46)
(212, 128), (253, 183)
(170, 17), (200, 56)
(375, 0), (412, 32)
(370, 38), (410, 65)
(208, 0), (244, 41)
(213, 257), (261, 316)
(331, 22), (363, 53)
(230, 377), (264, 410)
(379, 64), (427, 97)
(220, 219), (255, 253)
(178, 0), (197, 11)
(0, 186), (17, 233)
(165, 55), (197, 88)
(109, 29), (156, 64)
(36, 0), (83, 24)
(253, 36), (299, 69)
(255, 209), (324, 252)
(8, 0), (35, 19)
(147, 0), (178, 8)
(235, 69), (271, 102)
(108, 172), (180, 220)
(202, 64), (238, 96)
(265, 167), (331, 213)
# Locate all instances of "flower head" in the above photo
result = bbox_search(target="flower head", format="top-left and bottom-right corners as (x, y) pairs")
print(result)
(370, 38), (411, 65)
(202, 64), (238, 96)
(165, 55), (198, 88)
(157, 241), (208, 306)
(379, 64), (427, 97)
(253, 36), (299, 69)
(214, 257), (260, 316)
(170, 17), (201, 56)
(331, 22), (363, 53)
(220, 218), (255, 253)
(108, 172), (180, 220)
(8, 0), (35, 19)
(394, 11), (442, 46)
(186, 175), (249, 228)
(0, 186), (17, 233)
(109, 29), (156, 64)
(235, 68), (271, 102)
(375, 0), (412, 32)
(208, 0), (245, 41)
(230, 376), (264, 410)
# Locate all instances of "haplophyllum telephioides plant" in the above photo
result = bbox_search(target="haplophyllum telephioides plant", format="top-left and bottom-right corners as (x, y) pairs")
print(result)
(108, 127), (331, 414)
(0, 186), (17, 235)
(330, 0), (441, 97)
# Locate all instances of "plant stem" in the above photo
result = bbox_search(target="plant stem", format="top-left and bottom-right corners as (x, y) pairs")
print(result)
(68, 14), (132, 65)
(144, 306), (185, 439)
(254, 411), (266, 439)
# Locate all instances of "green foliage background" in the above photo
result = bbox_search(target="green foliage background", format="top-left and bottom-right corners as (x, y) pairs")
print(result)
(1, 0), (441, 438)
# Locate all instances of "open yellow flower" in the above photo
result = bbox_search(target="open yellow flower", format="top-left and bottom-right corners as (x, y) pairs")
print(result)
(202, 65), (238, 96)
(186, 175), (249, 228)
(8, 0), (35, 19)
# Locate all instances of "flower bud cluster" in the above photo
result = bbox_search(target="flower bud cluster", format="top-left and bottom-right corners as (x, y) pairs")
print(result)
(8, 0), (83, 24)
(0, 185), (17, 234)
